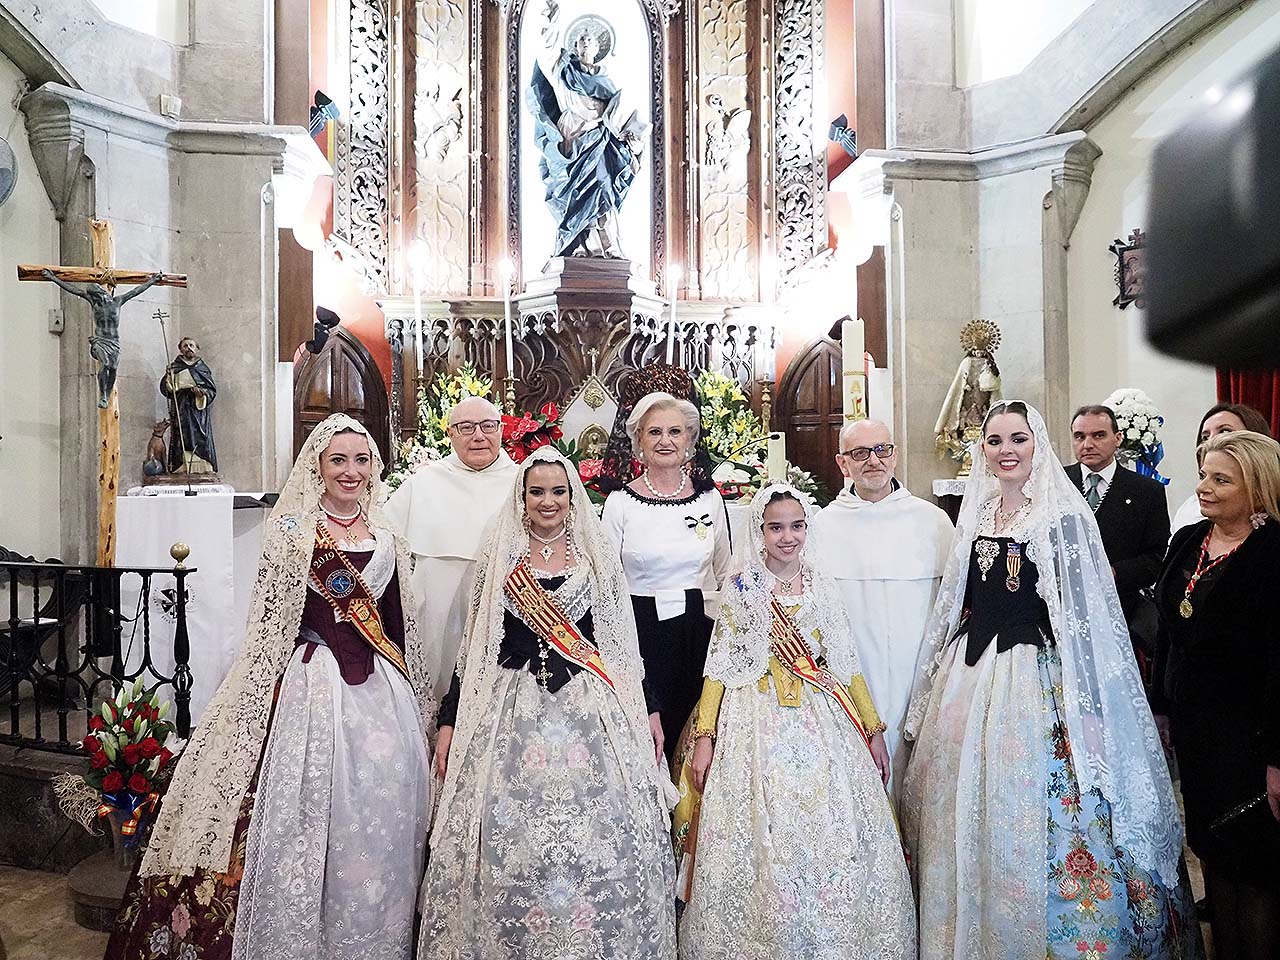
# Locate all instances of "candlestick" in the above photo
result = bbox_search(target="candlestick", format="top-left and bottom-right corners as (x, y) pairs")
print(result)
(666, 263), (682, 365)
(766, 431), (787, 481)
(501, 258), (515, 378)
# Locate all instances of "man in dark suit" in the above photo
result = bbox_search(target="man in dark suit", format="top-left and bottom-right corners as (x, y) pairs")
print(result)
(1066, 404), (1170, 675)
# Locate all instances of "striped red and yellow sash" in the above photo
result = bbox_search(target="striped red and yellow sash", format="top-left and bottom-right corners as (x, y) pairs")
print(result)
(310, 523), (411, 681)
(504, 561), (614, 690)
(768, 595), (869, 746)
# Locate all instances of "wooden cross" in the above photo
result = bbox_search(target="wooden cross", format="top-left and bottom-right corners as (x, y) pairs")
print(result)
(17, 219), (188, 566)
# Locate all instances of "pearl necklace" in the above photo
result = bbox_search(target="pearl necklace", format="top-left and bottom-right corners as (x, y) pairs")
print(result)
(529, 525), (567, 563)
(642, 470), (688, 499)
(322, 503), (361, 522)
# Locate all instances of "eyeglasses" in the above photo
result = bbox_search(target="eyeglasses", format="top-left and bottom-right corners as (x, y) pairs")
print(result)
(450, 419), (501, 436)
(841, 443), (896, 462)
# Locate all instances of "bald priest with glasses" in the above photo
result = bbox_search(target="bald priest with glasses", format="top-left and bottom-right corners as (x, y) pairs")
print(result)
(812, 419), (954, 801)
(385, 396), (520, 700)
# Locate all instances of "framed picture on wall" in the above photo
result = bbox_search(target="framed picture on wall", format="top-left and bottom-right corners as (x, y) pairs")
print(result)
(1110, 228), (1147, 309)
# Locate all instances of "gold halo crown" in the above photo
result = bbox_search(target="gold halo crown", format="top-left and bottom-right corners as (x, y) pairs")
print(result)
(959, 319), (1001, 355)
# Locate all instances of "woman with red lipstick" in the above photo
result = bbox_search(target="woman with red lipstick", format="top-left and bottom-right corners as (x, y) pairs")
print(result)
(1151, 430), (1280, 960)
(900, 401), (1202, 960)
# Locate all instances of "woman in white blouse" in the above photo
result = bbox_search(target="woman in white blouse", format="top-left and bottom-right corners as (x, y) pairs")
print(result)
(602, 391), (733, 767)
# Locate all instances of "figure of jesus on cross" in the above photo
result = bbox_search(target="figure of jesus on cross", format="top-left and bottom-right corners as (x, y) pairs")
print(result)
(39, 268), (164, 408)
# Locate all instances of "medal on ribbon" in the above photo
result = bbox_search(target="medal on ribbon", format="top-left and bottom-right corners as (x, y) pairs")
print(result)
(1005, 542), (1023, 593)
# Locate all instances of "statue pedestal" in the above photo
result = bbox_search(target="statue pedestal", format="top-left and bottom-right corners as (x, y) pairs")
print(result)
(520, 257), (664, 321)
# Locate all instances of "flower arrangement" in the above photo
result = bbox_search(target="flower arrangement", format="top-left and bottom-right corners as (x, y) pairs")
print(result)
(53, 680), (181, 859)
(387, 364), (495, 490)
(1102, 387), (1169, 484)
(696, 371), (767, 475)
(502, 402), (564, 462)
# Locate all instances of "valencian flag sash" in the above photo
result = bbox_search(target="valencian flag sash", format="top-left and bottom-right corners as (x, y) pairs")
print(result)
(768, 595), (869, 747)
(504, 560), (615, 690)
(310, 522), (411, 681)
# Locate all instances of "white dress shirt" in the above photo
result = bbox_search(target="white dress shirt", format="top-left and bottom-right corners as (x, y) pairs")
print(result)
(1081, 458), (1119, 503)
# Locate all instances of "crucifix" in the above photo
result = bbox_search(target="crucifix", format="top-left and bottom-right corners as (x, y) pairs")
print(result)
(17, 219), (188, 566)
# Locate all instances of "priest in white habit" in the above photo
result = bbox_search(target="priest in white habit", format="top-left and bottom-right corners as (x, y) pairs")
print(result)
(384, 395), (520, 700)
(812, 418), (954, 800)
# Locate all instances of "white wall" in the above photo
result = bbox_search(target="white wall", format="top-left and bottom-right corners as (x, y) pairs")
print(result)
(1068, 0), (1280, 515)
(0, 53), (61, 557)
(90, 0), (190, 45)
(955, 0), (1093, 87)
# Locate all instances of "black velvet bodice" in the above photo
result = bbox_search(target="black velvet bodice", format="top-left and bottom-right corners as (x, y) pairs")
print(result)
(961, 537), (1053, 666)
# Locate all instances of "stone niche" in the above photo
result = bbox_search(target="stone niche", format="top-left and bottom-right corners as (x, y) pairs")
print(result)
(327, 0), (832, 450)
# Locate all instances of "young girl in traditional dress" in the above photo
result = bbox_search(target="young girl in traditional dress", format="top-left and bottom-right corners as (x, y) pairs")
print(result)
(419, 446), (677, 959)
(105, 414), (434, 960)
(677, 482), (916, 959)
(901, 401), (1203, 959)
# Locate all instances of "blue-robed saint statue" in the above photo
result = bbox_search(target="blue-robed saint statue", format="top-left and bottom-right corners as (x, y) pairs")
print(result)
(527, 2), (649, 258)
(159, 336), (219, 476)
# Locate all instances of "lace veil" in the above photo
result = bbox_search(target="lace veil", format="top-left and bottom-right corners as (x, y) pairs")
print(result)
(903, 401), (1183, 886)
(433, 446), (674, 843)
(142, 414), (436, 878)
(704, 481), (864, 689)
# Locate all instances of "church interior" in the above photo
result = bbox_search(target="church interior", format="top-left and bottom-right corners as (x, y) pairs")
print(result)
(2, 0), (1279, 956)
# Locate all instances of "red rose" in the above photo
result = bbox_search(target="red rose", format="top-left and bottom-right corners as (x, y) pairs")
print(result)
(123, 717), (134, 734)
(90, 750), (111, 770)
(150, 705), (160, 722)
(128, 773), (150, 794)
(157, 747), (174, 768)
(122, 744), (143, 766)
(139, 736), (161, 759)
(101, 771), (124, 792)
(88, 715), (105, 732)
(82, 734), (103, 754)
(105, 701), (117, 721)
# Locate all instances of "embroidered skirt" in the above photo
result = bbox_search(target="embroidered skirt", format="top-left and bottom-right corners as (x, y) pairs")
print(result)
(418, 667), (677, 960)
(901, 640), (1204, 960)
(678, 678), (916, 959)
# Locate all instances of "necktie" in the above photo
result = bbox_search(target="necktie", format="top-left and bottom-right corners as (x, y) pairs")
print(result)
(1086, 472), (1102, 511)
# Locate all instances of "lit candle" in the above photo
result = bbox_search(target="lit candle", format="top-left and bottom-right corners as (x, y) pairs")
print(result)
(841, 318), (865, 419)
(666, 263), (682, 365)
(501, 258), (515, 377)
(411, 242), (427, 374)
(766, 431), (787, 481)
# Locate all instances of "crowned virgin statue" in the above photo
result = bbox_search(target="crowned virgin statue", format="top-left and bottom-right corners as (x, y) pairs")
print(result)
(527, 1), (650, 259)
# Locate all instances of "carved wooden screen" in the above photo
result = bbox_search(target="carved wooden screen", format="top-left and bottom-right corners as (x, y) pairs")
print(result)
(776, 337), (844, 497)
(293, 327), (392, 465)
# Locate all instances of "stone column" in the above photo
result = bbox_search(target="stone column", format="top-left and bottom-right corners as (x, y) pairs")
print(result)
(837, 133), (1100, 494)
(21, 83), (297, 560)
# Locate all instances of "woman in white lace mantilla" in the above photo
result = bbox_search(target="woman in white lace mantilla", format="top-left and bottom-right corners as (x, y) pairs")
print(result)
(106, 414), (434, 960)
(676, 482), (916, 960)
(900, 401), (1202, 959)
(419, 446), (677, 960)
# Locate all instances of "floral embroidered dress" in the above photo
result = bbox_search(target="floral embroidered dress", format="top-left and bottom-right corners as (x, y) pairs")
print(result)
(901, 497), (1203, 960)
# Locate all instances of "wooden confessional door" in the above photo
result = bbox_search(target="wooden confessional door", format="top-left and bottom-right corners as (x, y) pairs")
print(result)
(776, 337), (845, 498)
(293, 326), (392, 466)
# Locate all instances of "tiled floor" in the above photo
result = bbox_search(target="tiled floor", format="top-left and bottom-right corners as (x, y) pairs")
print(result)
(0, 856), (1216, 959)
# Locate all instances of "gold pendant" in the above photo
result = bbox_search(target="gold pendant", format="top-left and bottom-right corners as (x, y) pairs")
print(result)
(1179, 597), (1193, 619)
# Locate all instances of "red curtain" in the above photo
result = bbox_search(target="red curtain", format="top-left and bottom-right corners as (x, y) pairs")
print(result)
(1217, 368), (1280, 436)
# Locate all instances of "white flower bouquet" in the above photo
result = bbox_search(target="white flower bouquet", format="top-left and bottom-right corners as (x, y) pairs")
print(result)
(1102, 387), (1169, 484)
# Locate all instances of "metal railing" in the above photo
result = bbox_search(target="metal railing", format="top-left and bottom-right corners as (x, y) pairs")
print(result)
(1, 545), (195, 754)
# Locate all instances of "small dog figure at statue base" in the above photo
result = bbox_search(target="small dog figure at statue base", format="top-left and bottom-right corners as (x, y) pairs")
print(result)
(143, 419), (170, 476)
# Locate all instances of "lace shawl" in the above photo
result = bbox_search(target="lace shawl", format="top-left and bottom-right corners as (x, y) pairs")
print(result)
(903, 401), (1183, 886)
(704, 481), (863, 689)
(433, 447), (675, 855)
(141, 414), (437, 878)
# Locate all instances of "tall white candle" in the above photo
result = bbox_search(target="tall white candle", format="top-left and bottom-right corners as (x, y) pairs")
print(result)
(841, 318), (865, 418)
(501, 259), (515, 376)
(666, 263), (682, 365)
(766, 431), (787, 481)
(410, 242), (427, 376)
